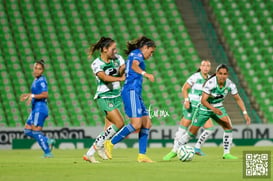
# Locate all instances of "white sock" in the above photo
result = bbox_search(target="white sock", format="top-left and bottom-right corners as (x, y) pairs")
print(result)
(95, 125), (118, 147)
(172, 132), (192, 152)
(223, 131), (233, 154)
(195, 129), (213, 149)
(86, 125), (118, 156)
(86, 145), (96, 156)
(173, 127), (187, 151)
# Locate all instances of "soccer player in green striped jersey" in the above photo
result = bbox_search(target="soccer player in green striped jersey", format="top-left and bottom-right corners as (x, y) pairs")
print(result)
(83, 37), (125, 163)
(176, 64), (251, 159)
(163, 60), (214, 160)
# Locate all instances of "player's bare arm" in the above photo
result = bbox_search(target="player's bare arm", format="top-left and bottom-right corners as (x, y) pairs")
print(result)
(131, 60), (154, 82)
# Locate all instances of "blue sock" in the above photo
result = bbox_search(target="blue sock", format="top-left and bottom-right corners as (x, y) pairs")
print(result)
(111, 124), (135, 145)
(139, 128), (149, 154)
(24, 129), (34, 138)
(32, 131), (51, 154)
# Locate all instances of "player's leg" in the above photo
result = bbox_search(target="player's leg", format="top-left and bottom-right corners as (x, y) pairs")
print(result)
(24, 113), (35, 138)
(30, 112), (53, 158)
(95, 109), (124, 147)
(109, 90), (142, 146)
(174, 118), (191, 148)
(99, 108), (124, 159)
(86, 97), (124, 160)
(194, 119), (214, 156)
(163, 104), (194, 160)
(176, 110), (210, 151)
(163, 119), (191, 160)
(213, 109), (237, 159)
(137, 104), (154, 163)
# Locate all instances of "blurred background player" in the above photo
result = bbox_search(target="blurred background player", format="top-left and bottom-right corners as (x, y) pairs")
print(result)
(83, 37), (125, 163)
(20, 59), (55, 158)
(174, 64), (251, 159)
(105, 36), (156, 163)
(163, 60), (214, 161)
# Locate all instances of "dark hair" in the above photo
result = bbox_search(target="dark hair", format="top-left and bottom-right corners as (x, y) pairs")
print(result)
(35, 59), (45, 69)
(124, 36), (156, 55)
(88, 37), (115, 57)
(216, 64), (229, 72)
(203, 64), (228, 86)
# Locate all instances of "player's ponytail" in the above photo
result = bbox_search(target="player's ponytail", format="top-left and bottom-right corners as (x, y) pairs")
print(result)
(88, 37), (115, 57)
(125, 36), (156, 55)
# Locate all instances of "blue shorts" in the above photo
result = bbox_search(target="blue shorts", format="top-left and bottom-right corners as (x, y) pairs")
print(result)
(26, 111), (48, 127)
(121, 89), (148, 118)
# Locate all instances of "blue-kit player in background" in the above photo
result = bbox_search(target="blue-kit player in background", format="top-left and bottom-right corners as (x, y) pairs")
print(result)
(105, 36), (156, 163)
(20, 59), (55, 158)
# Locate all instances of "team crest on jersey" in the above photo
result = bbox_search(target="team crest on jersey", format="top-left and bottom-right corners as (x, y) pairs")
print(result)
(224, 89), (228, 94)
(41, 82), (46, 88)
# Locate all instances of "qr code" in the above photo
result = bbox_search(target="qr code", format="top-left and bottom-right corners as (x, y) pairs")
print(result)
(243, 151), (271, 178)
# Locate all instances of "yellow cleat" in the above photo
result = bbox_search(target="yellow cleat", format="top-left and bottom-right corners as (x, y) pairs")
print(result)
(137, 154), (155, 163)
(104, 140), (114, 159)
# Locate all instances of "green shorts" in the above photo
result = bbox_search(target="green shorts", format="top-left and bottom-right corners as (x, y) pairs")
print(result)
(192, 106), (228, 127)
(182, 102), (200, 120)
(97, 96), (122, 112)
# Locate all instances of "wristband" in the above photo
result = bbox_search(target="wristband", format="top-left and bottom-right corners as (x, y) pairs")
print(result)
(184, 98), (189, 102)
(141, 71), (146, 76)
(242, 111), (247, 115)
(31, 94), (35, 98)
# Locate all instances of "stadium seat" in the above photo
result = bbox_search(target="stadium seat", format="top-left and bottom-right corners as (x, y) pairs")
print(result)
(209, 0), (273, 122)
(1, 0), (212, 126)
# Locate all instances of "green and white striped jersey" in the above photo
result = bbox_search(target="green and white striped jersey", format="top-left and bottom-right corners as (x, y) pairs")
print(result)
(91, 54), (125, 99)
(202, 76), (238, 108)
(187, 72), (209, 104)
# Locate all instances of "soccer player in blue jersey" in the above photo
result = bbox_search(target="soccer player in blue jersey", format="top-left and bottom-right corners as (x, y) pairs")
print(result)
(20, 60), (55, 158)
(105, 36), (156, 163)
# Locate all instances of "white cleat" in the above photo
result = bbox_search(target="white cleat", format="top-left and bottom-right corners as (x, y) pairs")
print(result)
(83, 155), (100, 163)
(94, 144), (109, 160)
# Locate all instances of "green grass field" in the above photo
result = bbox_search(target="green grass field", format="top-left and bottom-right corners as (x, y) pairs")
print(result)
(0, 146), (272, 181)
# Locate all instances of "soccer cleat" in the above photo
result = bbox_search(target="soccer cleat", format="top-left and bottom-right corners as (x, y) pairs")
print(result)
(194, 147), (206, 156)
(137, 154), (155, 163)
(47, 138), (56, 151)
(83, 155), (100, 163)
(104, 140), (114, 159)
(44, 152), (53, 158)
(223, 153), (238, 159)
(94, 144), (108, 160)
(163, 151), (177, 161)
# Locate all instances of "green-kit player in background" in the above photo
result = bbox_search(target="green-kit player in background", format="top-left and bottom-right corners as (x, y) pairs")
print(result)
(163, 60), (214, 161)
(174, 64), (251, 159)
(83, 37), (125, 163)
